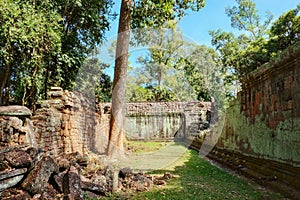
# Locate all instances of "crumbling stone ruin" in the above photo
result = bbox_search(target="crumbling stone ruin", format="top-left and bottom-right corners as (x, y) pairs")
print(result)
(0, 144), (172, 199)
(1, 88), (198, 199)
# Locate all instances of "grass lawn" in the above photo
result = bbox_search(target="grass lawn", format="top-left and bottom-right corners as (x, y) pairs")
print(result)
(125, 140), (170, 154)
(99, 142), (284, 200)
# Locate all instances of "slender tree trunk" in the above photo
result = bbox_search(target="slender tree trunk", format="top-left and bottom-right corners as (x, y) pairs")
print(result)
(107, 0), (132, 159)
(0, 64), (11, 105)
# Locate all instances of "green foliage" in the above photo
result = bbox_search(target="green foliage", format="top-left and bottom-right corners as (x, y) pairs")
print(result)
(127, 22), (195, 102)
(0, 0), (62, 106)
(211, 1), (300, 82)
(0, 0), (115, 107)
(131, 0), (205, 29)
(268, 4), (300, 54)
(127, 22), (229, 106)
(75, 55), (112, 103)
(225, 0), (273, 39)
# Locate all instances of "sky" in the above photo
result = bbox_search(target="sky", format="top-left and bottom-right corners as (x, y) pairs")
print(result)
(101, 0), (300, 75)
(178, 0), (300, 46)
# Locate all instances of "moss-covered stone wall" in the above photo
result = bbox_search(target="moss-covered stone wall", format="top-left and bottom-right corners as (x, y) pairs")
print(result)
(217, 44), (300, 166)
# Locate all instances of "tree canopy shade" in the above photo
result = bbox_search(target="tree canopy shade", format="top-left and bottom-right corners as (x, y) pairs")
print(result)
(107, 0), (206, 158)
(0, 0), (115, 108)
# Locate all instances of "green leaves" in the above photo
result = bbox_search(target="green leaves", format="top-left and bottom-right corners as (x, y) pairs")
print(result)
(211, 1), (299, 82)
(269, 4), (300, 52)
(0, 0), (115, 107)
(225, 0), (273, 39)
(131, 0), (205, 29)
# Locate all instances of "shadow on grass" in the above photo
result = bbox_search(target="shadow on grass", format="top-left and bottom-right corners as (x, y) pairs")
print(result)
(126, 149), (283, 200)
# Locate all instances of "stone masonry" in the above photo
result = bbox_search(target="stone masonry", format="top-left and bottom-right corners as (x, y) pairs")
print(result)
(32, 87), (103, 156)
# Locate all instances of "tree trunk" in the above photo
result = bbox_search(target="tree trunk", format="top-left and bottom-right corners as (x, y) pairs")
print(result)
(107, 0), (132, 159)
(0, 64), (11, 106)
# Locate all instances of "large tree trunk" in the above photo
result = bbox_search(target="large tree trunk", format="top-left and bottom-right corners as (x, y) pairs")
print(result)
(107, 0), (132, 159)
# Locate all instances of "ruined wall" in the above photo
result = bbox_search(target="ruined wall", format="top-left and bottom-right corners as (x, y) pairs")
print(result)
(0, 87), (211, 157)
(216, 44), (300, 166)
(125, 102), (183, 140)
(32, 87), (106, 156)
(0, 106), (35, 148)
(98, 102), (211, 141)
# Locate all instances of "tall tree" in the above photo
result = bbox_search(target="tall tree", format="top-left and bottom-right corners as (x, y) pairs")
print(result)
(225, 0), (273, 39)
(107, 0), (205, 158)
(0, 0), (115, 108)
(268, 4), (300, 53)
(107, 0), (132, 158)
(210, 0), (273, 80)
(135, 21), (191, 101)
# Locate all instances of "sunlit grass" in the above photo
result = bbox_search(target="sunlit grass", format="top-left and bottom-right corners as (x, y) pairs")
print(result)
(97, 142), (284, 200)
(125, 140), (171, 154)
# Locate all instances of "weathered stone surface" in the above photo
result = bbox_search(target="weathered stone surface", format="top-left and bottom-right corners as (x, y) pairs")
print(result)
(119, 167), (133, 179)
(40, 183), (61, 200)
(0, 106), (32, 116)
(104, 166), (115, 192)
(1, 188), (31, 200)
(57, 158), (71, 171)
(63, 168), (83, 200)
(81, 181), (106, 194)
(53, 171), (67, 193)
(21, 156), (58, 194)
(0, 171), (26, 192)
(5, 149), (32, 168)
(0, 153), (10, 171)
(0, 168), (27, 181)
(26, 147), (39, 160)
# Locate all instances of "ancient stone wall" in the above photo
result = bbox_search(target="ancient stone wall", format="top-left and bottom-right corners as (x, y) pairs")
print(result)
(32, 87), (105, 156)
(0, 88), (211, 157)
(98, 101), (211, 141)
(0, 106), (35, 148)
(215, 43), (300, 166)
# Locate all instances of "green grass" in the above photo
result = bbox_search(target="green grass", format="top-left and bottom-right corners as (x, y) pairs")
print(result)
(97, 142), (284, 200)
(125, 141), (171, 154)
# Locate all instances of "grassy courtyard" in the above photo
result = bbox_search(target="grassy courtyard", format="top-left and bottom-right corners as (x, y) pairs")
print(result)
(99, 142), (284, 200)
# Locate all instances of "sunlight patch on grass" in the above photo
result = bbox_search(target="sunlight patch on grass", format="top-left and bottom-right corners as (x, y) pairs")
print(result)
(125, 141), (171, 154)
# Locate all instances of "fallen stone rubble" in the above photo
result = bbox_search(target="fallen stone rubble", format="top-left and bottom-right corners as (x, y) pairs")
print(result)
(0, 145), (173, 199)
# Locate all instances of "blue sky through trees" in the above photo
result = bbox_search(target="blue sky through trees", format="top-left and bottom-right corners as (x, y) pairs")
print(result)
(100, 0), (299, 77)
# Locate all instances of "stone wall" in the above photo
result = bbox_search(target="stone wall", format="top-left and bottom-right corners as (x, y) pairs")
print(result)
(0, 88), (211, 157)
(32, 87), (106, 156)
(98, 101), (211, 141)
(0, 106), (35, 148)
(205, 44), (300, 198)
(215, 44), (300, 166)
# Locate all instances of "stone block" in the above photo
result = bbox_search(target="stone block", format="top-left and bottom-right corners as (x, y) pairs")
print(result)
(0, 106), (32, 117)
(53, 171), (67, 193)
(40, 183), (61, 199)
(0, 168), (27, 192)
(63, 168), (83, 199)
(81, 181), (106, 195)
(5, 150), (32, 168)
(1, 188), (31, 200)
(119, 167), (133, 179)
(21, 156), (58, 194)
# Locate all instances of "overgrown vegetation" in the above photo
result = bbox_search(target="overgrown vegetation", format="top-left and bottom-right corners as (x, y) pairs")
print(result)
(99, 144), (284, 200)
(210, 1), (300, 81)
(0, 0), (115, 107)
(126, 22), (228, 106)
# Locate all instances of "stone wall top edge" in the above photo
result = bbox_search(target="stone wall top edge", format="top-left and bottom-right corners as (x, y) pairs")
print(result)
(242, 42), (300, 88)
